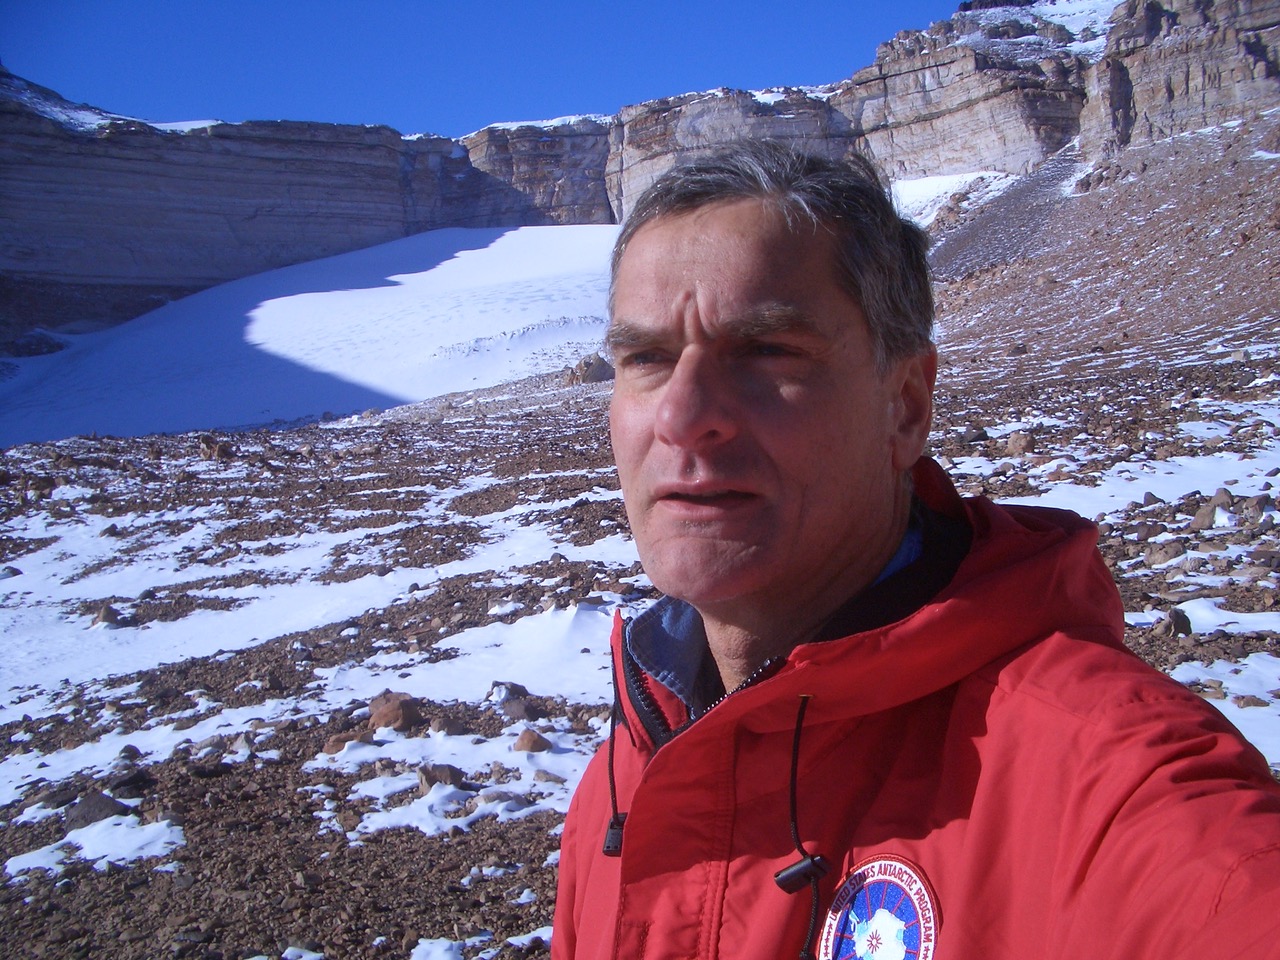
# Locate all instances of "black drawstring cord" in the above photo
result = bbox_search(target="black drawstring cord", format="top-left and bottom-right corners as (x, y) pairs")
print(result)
(602, 647), (626, 856)
(773, 694), (830, 960)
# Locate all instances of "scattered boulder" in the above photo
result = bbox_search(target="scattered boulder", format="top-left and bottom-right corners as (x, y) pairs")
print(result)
(1131, 521), (1167, 542)
(197, 434), (235, 460)
(105, 767), (154, 799)
(322, 729), (375, 755)
(564, 354), (615, 385)
(367, 691), (423, 731)
(1152, 607), (1194, 639)
(1207, 488), (1236, 510)
(1239, 494), (1274, 522)
(512, 728), (552, 753)
(429, 716), (470, 736)
(1232, 694), (1270, 708)
(499, 697), (543, 722)
(92, 604), (123, 627)
(31, 785), (80, 811)
(487, 681), (531, 703)
(465, 790), (531, 815)
(1189, 503), (1222, 531)
(1144, 540), (1186, 565)
(1004, 431), (1036, 456)
(65, 790), (134, 830)
(418, 763), (468, 794)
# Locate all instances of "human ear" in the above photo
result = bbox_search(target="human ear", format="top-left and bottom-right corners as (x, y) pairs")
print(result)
(889, 346), (937, 472)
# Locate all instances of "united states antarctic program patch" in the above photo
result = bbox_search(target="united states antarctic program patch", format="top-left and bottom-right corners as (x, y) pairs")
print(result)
(817, 855), (940, 960)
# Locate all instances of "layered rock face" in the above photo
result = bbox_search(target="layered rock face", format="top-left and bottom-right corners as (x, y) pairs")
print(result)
(606, 9), (1093, 219)
(4, 0), (1279, 337)
(461, 118), (613, 226)
(1080, 0), (1280, 155)
(0, 73), (463, 335)
(0, 71), (612, 337)
(608, 0), (1279, 215)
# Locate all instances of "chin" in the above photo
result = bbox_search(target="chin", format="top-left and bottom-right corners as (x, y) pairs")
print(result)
(641, 543), (769, 607)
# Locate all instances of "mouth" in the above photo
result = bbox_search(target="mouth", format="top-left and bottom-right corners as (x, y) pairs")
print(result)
(653, 483), (761, 517)
(660, 490), (756, 506)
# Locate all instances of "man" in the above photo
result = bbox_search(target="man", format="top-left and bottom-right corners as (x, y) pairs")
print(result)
(552, 141), (1280, 960)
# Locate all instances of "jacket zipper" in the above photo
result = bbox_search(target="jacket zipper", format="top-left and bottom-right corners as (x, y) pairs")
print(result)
(621, 636), (788, 747)
(680, 656), (787, 729)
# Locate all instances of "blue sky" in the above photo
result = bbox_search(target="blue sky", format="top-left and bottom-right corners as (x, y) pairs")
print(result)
(1, 0), (961, 138)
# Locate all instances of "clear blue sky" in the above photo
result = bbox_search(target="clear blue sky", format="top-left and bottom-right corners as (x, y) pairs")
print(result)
(1, 0), (960, 139)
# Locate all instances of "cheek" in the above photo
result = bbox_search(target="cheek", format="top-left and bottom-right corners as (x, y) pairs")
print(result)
(609, 402), (648, 486)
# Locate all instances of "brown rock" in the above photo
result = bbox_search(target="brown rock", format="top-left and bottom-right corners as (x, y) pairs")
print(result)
(1144, 540), (1186, 565)
(322, 729), (375, 754)
(512, 728), (552, 753)
(464, 790), (531, 815)
(1131, 521), (1167, 542)
(418, 763), (468, 794)
(1189, 503), (1221, 531)
(1004, 431), (1036, 456)
(367, 696), (423, 732)
(92, 604), (122, 627)
(65, 790), (134, 830)
(1232, 695), (1270, 708)
(429, 716), (469, 736)
(565, 354), (615, 386)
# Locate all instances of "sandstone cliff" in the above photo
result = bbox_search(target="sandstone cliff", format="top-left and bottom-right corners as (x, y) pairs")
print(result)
(4, 0), (1279, 339)
(1, 70), (466, 335)
(605, 16), (1091, 220)
(1080, 0), (1280, 155)
(460, 117), (613, 226)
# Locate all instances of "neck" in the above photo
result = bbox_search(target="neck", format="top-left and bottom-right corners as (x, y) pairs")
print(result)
(700, 489), (913, 692)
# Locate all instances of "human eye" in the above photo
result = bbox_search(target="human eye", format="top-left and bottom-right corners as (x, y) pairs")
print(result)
(741, 338), (802, 360)
(616, 347), (668, 368)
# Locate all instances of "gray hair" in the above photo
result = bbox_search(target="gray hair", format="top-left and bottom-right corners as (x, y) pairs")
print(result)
(610, 140), (934, 370)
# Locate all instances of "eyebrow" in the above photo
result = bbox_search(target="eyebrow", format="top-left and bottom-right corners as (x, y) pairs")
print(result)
(605, 304), (822, 355)
(603, 320), (657, 355)
(731, 304), (822, 339)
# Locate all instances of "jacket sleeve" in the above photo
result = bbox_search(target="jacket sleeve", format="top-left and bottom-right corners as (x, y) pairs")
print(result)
(551, 785), (584, 960)
(1048, 688), (1280, 958)
(554, 742), (619, 960)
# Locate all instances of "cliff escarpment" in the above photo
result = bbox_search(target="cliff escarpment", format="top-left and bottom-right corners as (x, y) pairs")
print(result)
(1081, 0), (1280, 154)
(3, 0), (1278, 338)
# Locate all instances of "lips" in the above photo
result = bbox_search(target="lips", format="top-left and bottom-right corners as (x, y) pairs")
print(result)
(662, 490), (754, 505)
(652, 483), (761, 519)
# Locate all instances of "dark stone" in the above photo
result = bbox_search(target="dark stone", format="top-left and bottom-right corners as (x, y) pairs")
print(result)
(65, 790), (134, 830)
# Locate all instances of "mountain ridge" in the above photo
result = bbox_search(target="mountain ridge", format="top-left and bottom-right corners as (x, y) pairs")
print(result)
(2, 0), (1278, 339)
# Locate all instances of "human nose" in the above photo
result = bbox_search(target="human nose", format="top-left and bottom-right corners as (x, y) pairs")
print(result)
(652, 349), (739, 450)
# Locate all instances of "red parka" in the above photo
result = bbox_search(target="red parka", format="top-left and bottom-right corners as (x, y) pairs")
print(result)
(553, 460), (1280, 959)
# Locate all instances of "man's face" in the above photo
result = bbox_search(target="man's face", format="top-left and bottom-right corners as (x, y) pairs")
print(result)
(608, 198), (935, 620)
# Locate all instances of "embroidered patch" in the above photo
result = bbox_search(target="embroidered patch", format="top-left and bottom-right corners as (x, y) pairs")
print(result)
(817, 855), (939, 960)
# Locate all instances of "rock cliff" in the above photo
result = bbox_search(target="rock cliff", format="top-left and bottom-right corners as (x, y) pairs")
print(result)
(1080, 0), (1280, 155)
(0, 70), (472, 335)
(3, 0), (1279, 338)
(460, 117), (613, 226)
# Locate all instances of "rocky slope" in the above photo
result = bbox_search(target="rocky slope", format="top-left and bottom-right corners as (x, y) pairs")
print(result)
(5, 0), (1279, 338)
(0, 105), (1278, 960)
